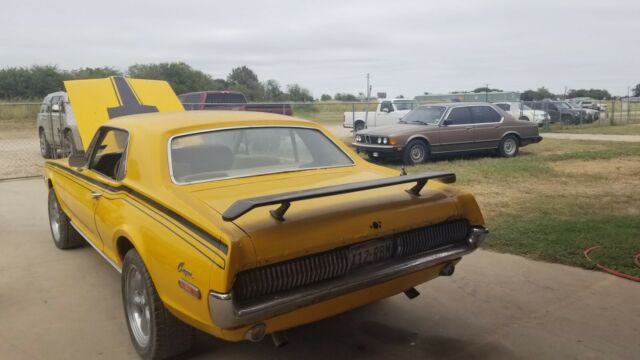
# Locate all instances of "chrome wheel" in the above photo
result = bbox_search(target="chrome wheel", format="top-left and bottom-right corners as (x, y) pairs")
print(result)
(125, 265), (151, 348)
(503, 138), (517, 156)
(410, 144), (425, 162)
(49, 194), (62, 243)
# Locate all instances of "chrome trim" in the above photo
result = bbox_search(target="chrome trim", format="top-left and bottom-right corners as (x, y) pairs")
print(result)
(351, 143), (395, 149)
(70, 221), (122, 273)
(208, 226), (488, 328)
(167, 125), (357, 185)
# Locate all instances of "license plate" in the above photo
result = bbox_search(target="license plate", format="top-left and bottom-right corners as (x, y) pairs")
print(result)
(372, 152), (379, 157)
(349, 240), (394, 270)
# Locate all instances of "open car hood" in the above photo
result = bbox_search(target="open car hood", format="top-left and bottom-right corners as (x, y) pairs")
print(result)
(63, 76), (184, 150)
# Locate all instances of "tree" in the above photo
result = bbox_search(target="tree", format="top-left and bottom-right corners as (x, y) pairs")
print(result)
(566, 88), (611, 100)
(520, 87), (555, 101)
(334, 93), (358, 101)
(227, 66), (264, 101)
(286, 84), (313, 102)
(127, 62), (224, 95)
(634, 84), (640, 97)
(320, 94), (332, 101)
(0, 65), (70, 99)
(70, 67), (122, 79)
(473, 87), (503, 93)
(263, 79), (285, 101)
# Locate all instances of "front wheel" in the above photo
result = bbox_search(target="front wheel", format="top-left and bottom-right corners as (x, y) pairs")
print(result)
(498, 135), (519, 157)
(48, 188), (84, 249)
(39, 130), (52, 159)
(403, 140), (428, 165)
(122, 249), (194, 360)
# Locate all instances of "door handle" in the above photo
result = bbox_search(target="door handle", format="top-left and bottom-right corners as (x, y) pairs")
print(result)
(90, 192), (102, 199)
(465, 126), (473, 130)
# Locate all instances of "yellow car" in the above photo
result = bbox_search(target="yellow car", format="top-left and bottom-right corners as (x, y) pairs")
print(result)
(45, 78), (487, 359)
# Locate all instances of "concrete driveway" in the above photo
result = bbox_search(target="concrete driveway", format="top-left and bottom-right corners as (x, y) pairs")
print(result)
(0, 178), (638, 360)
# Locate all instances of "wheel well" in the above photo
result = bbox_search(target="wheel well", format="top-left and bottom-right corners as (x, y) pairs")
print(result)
(503, 133), (521, 145)
(354, 120), (365, 126)
(117, 236), (135, 262)
(408, 137), (430, 148)
(519, 116), (529, 121)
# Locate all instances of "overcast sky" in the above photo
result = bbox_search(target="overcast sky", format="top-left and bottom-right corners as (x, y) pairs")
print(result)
(1, 0), (638, 98)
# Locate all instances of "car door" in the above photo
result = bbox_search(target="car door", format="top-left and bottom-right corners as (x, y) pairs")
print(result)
(470, 106), (503, 149)
(89, 128), (130, 259)
(435, 106), (475, 153)
(374, 101), (395, 127)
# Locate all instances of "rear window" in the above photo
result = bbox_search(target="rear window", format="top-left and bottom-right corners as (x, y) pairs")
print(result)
(170, 127), (354, 183)
(205, 93), (246, 104)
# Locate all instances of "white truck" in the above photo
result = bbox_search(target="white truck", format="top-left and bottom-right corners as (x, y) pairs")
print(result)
(343, 99), (417, 130)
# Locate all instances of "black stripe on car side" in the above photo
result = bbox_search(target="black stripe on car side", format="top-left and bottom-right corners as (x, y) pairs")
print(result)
(46, 162), (229, 255)
(52, 169), (226, 268)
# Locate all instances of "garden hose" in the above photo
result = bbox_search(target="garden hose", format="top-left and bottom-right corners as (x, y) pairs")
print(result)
(583, 246), (640, 283)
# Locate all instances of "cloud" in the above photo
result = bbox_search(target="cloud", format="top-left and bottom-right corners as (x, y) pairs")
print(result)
(1, 0), (638, 97)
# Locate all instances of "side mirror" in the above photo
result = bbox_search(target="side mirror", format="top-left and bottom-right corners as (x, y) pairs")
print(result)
(442, 119), (452, 126)
(68, 153), (86, 168)
(51, 104), (60, 112)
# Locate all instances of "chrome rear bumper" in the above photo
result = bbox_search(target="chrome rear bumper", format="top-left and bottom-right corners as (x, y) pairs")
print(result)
(209, 226), (488, 329)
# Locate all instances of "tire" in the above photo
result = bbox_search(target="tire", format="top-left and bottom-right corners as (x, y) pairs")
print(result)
(354, 121), (365, 132)
(48, 188), (84, 249)
(62, 131), (75, 158)
(39, 129), (52, 159)
(403, 139), (429, 165)
(122, 249), (194, 360)
(498, 135), (519, 157)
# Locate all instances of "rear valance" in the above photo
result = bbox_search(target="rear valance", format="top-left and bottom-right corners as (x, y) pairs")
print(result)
(222, 172), (455, 222)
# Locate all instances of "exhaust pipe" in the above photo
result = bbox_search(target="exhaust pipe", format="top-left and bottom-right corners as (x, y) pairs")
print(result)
(271, 331), (289, 348)
(403, 287), (420, 299)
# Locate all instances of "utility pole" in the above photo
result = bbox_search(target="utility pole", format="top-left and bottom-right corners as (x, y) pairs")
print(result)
(364, 73), (371, 128)
(485, 83), (489, 102)
(563, 86), (567, 100)
(366, 73), (371, 101)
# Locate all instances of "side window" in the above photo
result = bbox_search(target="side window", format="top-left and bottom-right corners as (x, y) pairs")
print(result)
(495, 103), (510, 111)
(471, 106), (502, 124)
(446, 107), (473, 125)
(380, 101), (394, 113)
(88, 129), (129, 181)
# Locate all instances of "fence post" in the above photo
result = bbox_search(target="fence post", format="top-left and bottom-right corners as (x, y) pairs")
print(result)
(610, 99), (615, 126)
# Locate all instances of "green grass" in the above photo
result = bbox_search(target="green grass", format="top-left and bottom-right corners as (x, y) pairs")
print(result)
(542, 123), (640, 136)
(387, 139), (640, 277)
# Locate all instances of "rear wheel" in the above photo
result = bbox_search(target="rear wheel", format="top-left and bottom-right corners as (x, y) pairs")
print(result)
(62, 131), (75, 158)
(123, 249), (194, 360)
(403, 140), (428, 165)
(498, 135), (519, 157)
(48, 188), (84, 249)
(39, 129), (52, 159)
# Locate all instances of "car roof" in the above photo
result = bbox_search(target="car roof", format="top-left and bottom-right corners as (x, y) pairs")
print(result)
(106, 110), (316, 136)
(417, 102), (497, 107)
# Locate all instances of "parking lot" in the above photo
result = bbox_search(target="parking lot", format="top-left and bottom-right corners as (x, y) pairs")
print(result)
(1, 178), (638, 360)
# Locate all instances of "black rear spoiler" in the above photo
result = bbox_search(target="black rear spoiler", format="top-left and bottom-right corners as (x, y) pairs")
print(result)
(222, 172), (455, 222)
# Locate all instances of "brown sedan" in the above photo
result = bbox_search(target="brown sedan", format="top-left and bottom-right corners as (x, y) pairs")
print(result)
(353, 102), (542, 164)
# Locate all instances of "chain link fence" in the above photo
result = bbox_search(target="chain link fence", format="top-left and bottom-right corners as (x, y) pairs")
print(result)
(2, 98), (639, 180)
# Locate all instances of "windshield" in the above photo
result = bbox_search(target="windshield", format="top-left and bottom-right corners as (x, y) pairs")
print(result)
(401, 106), (446, 124)
(170, 127), (354, 183)
(394, 101), (417, 111)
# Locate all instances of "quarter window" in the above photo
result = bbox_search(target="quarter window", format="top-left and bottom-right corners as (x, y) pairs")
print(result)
(380, 101), (394, 113)
(446, 107), (473, 125)
(88, 129), (129, 181)
(471, 106), (502, 124)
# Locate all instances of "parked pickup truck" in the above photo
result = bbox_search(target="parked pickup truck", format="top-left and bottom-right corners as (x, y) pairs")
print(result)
(343, 99), (417, 131)
(178, 90), (293, 116)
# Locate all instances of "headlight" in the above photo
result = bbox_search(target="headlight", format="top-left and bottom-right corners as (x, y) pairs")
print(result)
(377, 137), (382, 144)
(356, 135), (361, 142)
(383, 137), (388, 144)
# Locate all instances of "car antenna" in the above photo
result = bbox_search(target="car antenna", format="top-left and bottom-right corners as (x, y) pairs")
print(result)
(400, 166), (407, 176)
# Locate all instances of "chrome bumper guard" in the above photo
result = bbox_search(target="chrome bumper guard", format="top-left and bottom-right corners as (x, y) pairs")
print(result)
(209, 226), (488, 329)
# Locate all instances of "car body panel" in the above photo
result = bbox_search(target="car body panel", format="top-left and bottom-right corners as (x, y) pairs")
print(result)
(45, 101), (486, 341)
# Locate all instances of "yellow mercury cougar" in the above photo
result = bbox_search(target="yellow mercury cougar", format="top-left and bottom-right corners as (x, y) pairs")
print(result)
(44, 77), (488, 359)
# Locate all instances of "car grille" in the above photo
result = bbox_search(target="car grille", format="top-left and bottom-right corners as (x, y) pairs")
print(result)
(361, 135), (382, 144)
(233, 219), (470, 302)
